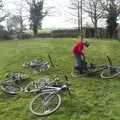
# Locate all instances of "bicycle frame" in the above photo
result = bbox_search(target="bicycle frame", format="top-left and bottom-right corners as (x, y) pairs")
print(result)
(39, 84), (67, 94)
(26, 83), (67, 94)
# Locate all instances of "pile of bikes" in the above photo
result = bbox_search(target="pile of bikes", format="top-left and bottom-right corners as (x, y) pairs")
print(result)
(0, 55), (120, 117)
(0, 55), (70, 117)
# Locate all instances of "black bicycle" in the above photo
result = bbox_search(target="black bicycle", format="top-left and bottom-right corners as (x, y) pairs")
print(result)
(71, 56), (115, 78)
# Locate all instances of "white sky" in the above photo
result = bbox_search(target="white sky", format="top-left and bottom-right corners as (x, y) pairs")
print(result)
(4, 0), (77, 28)
(3, 0), (111, 29)
(42, 0), (75, 28)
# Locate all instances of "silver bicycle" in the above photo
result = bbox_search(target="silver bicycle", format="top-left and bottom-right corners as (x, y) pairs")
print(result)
(23, 54), (55, 73)
(23, 58), (50, 72)
(25, 76), (70, 117)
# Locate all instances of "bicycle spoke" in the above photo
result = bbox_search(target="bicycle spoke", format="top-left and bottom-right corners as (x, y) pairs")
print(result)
(29, 92), (61, 116)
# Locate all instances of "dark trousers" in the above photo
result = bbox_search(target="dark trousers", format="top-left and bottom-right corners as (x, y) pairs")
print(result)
(74, 54), (83, 69)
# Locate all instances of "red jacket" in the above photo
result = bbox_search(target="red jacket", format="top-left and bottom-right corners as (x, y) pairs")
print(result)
(72, 40), (85, 56)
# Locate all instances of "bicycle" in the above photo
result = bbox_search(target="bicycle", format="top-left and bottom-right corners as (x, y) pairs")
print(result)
(0, 72), (29, 95)
(0, 71), (58, 95)
(0, 75), (53, 95)
(27, 75), (70, 117)
(23, 54), (55, 73)
(71, 56), (113, 78)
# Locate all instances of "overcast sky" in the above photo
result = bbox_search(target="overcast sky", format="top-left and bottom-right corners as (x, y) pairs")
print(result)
(3, 0), (113, 29)
(4, 0), (76, 28)
(43, 0), (74, 28)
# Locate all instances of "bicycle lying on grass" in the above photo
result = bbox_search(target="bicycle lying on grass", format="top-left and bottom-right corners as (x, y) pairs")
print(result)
(0, 72), (29, 95)
(1, 74), (70, 117)
(0, 54), (56, 95)
(71, 56), (120, 78)
(0, 73), (51, 95)
(26, 75), (70, 117)
(23, 54), (55, 73)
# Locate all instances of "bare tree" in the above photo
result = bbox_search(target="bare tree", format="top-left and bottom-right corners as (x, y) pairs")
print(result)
(69, 0), (82, 33)
(84, 0), (105, 37)
(26, 0), (50, 35)
(68, 0), (87, 39)
(7, 15), (25, 34)
(12, 0), (28, 37)
(15, 1), (25, 34)
(68, 0), (105, 38)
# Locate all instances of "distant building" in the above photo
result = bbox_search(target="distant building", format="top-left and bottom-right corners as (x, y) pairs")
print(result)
(84, 27), (106, 38)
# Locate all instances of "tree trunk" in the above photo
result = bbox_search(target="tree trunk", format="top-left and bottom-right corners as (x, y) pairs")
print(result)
(33, 24), (38, 35)
(94, 20), (98, 38)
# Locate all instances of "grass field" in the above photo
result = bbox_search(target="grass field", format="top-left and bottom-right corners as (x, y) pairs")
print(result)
(0, 38), (120, 120)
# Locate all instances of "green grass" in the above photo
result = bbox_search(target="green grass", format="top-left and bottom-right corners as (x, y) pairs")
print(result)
(0, 38), (120, 120)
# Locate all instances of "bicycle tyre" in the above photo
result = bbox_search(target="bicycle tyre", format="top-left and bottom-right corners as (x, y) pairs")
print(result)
(29, 92), (61, 117)
(101, 67), (120, 79)
(0, 82), (23, 95)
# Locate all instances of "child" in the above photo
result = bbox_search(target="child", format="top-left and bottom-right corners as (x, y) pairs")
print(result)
(72, 39), (90, 73)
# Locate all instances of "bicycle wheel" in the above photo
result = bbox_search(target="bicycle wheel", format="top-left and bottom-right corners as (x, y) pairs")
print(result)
(101, 67), (120, 79)
(0, 81), (23, 95)
(24, 78), (50, 92)
(29, 92), (61, 117)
